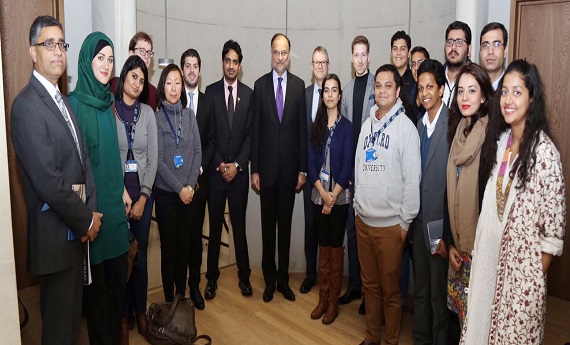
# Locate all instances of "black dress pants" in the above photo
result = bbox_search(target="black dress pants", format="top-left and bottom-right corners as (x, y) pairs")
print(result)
(187, 175), (208, 289)
(302, 182), (318, 280)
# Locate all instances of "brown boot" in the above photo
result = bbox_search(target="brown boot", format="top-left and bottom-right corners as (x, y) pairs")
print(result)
(137, 313), (151, 342)
(323, 247), (344, 324)
(311, 246), (330, 319)
(120, 317), (129, 345)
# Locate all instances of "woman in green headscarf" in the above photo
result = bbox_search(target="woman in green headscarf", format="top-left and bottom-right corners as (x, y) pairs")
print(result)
(69, 31), (130, 345)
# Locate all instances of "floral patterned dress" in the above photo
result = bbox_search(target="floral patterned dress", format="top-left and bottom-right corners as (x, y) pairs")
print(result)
(461, 130), (565, 345)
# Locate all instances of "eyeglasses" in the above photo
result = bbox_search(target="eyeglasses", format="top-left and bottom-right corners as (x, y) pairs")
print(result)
(34, 40), (69, 52)
(312, 60), (329, 67)
(133, 47), (154, 58)
(446, 38), (467, 48)
(481, 41), (505, 50)
(411, 59), (424, 68)
(272, 50), (289, 58)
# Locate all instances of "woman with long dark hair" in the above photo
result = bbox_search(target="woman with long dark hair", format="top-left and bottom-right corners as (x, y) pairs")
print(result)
(461, 60), (565, 344)
(445, 63), (493, 325)
(308, 74), (353, 325)
(154, 64), (201, 302)
(69, 31), (130, 345)
(114, 55), (157, 342)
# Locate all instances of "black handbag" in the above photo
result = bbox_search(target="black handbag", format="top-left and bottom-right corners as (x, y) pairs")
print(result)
(147, 294), (212, 345)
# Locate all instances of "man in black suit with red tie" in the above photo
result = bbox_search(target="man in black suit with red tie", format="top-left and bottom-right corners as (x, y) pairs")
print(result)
(251, 33), (307, 303)
(180, 48), (216, 310)
(204, 40), (253, 299)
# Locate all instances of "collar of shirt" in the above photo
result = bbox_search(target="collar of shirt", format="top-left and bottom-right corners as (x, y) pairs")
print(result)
(272, 69), (288, 100)
(223, 78), (238, 110)
(185, 87), (199, 114)
(492, 70), (505, 91)
(33, 70), (59, 101)
(422, 102), (444, 138)
(443, 66), (456, 106)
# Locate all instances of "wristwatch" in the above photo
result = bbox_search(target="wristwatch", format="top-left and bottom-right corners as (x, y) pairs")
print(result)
(234, 162), (242, 172)
(299, 172), (307, 177)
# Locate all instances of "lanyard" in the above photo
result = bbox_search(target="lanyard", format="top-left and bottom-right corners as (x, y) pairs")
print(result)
(369, 106), (404, 138)
(115, 101), (140, 151)
(322, 114), (341, 166)
(163, 106), (183, 151)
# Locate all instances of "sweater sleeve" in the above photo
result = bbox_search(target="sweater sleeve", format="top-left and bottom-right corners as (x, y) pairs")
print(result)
(399, 120), (421, 230)
(336, 119), (353, 189)
(140, 105), (158, 196)
(186, 114), (202, 188)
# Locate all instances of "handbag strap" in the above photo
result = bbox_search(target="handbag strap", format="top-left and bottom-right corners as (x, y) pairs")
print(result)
(159, 326), (212, 345)
(153, 294), (182, 326)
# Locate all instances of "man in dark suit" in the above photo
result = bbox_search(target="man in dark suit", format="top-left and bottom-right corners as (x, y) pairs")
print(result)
(204, 40), (253, 299)
(181, 48), (216, 310)
(251, 33), (307, 303)
(300, 46), (329, 294)
(11, 15), (101, 344)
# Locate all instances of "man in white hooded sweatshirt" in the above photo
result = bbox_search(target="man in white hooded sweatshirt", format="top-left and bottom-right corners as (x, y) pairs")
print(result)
(354, 64), (421, 345)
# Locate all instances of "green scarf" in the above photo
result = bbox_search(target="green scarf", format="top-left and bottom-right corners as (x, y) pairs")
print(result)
(69, 32), (114, 165)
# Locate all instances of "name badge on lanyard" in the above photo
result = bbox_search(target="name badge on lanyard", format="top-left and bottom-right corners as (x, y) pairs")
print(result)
(174, 154), (184, 168)
(163, 106), (184, 168)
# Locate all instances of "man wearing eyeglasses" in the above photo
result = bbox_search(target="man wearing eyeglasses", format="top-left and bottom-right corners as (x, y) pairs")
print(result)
(251, 33), (307, 303)
(300, 46), (330, 295)
(111, 32), (158, 111)
(479, 22), (508, 90)
(443, 21), (472, 106)
(11, 16), (100, 344)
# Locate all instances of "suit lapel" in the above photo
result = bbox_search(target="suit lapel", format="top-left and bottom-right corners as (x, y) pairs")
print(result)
(425, 106), (448, 168)
(266, 73), (280, 125)
(217, 80), (231, 131)
(306, 84), (314, 130)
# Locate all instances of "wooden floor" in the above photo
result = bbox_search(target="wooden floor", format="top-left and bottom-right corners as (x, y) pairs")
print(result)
(19, 264), (570, 344)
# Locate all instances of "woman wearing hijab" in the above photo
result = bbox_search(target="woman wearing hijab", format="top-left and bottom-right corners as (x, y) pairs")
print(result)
(69, 31), (130, 345)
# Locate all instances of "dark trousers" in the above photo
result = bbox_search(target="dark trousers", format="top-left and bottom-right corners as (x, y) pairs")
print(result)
(155, 188), (191, 301)
(412, 220), (449, 345)
(124, 193), (154, 317)
(86, 252), (128, 345)
(207, 183), (251, 282)
(314, 203), (349, 247)
(345, 184), (362, 289)
(187, 177), (208, 289)
(38, 247), (83, 345)
(260, 181), (296, 287)
(302, 183), (318, 280)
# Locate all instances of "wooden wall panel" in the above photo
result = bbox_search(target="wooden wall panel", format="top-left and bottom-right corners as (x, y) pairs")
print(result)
(1, 0), (61, 289)
(512, 0), (570, 301)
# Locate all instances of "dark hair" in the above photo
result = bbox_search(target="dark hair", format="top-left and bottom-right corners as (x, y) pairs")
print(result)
(480, 59), (552, 190)
(446, 20), (472, 45)
(128, 32), (153, 51)
(156, 64), (187, 109)
(480, 22), (508, 46)
(29, 16), (62, 45)
(115, 55), (149, 104)
(351, 35), (370, 53)
(391, 30), (411, 50)
(271, 33), (291, 50)
(374, 64), (413, 116)
(222, 39), (243, 63)
(411, 46), (430, 60)
(417, 59), (446, 88)
(310, 74), (342, 149)
(180, 48), (201, 69)
(447, 63), (493, 143)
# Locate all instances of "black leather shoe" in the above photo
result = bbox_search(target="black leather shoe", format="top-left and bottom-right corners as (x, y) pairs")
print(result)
(338, 287), (361, 305)
(263, 286), (274, 302)
(277, 284), (296, 301)
(239, 280), (253, 296)
(204, 280), (217, 300)
(190, 288), (205, 310)
(358, 298), (366, 315)
(299, 277), (316, 294)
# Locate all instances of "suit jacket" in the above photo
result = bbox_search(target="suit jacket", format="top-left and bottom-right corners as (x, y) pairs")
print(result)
(340, 72), (375, 128)
(11, 74), (96, 276)
(251, 71), (307, 188)
(416, 105), (450, 249)
(205, 78), (253, 191)
(193, 91), (216, 191)
(304, 83), (318, 188)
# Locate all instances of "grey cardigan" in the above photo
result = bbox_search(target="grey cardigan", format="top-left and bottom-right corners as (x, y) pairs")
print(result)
(115, 102), (158, 197)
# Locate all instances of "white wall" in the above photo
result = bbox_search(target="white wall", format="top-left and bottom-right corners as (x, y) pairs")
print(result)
(64, 0), (93, 90)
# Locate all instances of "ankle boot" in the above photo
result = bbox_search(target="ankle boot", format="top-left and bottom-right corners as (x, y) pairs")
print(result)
(323, 246), (344, 324)
(137, 312), (151, 342)
(311, 246), (330, 319)
(120, 317), (129, 345)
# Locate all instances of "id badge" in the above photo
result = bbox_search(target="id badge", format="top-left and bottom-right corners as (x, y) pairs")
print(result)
(320, 169), (330, 183)
(174, 154), (184, 168)
(124, 159), (138, 173)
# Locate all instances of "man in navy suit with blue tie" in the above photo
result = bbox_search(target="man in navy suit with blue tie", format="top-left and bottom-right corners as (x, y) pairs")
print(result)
(251, 33), (307, 303)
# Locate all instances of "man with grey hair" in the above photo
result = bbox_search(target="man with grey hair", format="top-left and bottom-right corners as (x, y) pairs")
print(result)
(11, 15), (100, 344)
(300, 46), (330, 294)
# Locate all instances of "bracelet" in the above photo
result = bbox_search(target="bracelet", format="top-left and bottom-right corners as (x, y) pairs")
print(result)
(187, 185), (195, 195)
